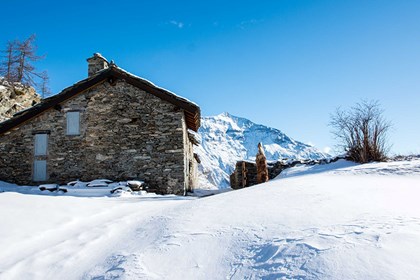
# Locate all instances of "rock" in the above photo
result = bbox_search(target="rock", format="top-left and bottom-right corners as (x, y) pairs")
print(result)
(0, 78), (41, 122)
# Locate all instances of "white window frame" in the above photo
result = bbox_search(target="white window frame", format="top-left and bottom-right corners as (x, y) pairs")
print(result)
(66, 111), (80, 135)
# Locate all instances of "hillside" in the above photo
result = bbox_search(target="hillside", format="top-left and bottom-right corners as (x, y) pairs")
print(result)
(195, 112), (329, 188)
(0, 78), (40, 122)
(0, 159), (419, 279)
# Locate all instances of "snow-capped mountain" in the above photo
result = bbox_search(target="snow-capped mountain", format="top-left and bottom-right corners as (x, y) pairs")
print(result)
(195, 112), (329, 189)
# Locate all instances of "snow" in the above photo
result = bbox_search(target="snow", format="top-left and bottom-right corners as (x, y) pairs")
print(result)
(0, 179), (148, 198)
(196, 112), (330, 189)
(277, 159), (359, 178)
(279, 158), (420, 178)
(1, 159), (420, 279)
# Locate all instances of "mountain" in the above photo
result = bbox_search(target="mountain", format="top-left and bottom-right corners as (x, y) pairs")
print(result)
(195, 112), (329, 189)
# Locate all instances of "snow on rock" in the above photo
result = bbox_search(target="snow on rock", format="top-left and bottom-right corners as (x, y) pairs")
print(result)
(0, 77), (41, 122)
(279, 158), (420, 178)
(0, 179), (148, 198)
(1, 159), (420, 279)
(196, 112), (329, 189)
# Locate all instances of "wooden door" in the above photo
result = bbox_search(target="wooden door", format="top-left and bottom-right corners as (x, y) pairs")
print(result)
(33, 133), (48, 181)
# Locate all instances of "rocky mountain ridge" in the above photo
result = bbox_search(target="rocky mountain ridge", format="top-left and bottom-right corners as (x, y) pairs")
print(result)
(0, 78), (40, 122)
(195, 112), (330, 189)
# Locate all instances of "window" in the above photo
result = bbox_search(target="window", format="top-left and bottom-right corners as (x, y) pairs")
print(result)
(66, 111), (80, 135)
(34, 134), (48, 156)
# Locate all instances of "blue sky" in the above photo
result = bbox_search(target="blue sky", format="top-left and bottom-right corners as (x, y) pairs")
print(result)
(1, 0), (419, 155)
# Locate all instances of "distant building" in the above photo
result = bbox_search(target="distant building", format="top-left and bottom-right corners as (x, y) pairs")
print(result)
(230, 160), (286, 189)
(0, 53), (201, 195)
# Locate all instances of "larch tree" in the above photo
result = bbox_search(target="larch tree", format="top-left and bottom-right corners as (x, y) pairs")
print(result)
(0, 40), (19, 82)
(0, 34), (49, 97)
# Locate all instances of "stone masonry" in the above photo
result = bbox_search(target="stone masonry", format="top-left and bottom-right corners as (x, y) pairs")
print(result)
(230, 158), (340, 189)
(0, 55), (199, 195)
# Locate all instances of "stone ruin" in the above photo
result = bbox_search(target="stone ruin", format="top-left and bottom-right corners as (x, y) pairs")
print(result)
(230, 144), (341, 189)
(256, 142), (269, 184)
(230, 159), (288, 190)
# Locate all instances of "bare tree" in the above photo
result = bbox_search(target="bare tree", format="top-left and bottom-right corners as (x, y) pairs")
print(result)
(15, 35), (47, 87)
(0, 34), (49, 95)
(39, 71), (51, 98)
(0, 40), (19, 82)
(329, 100), (392, 163)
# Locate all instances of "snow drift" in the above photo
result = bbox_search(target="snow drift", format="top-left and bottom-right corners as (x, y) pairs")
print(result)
(1, 159), (419, 279)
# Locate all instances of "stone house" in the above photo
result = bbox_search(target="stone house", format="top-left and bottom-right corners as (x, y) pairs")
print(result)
(0, 53), (201, 195)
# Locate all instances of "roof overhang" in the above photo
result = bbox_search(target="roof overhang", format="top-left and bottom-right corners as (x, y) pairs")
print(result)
(0, 66), (201, 135)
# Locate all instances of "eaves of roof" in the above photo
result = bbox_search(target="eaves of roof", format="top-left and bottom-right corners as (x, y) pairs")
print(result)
(0, 66), (201, 135)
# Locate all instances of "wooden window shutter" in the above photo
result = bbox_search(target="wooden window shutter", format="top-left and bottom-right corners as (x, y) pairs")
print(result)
(33, 160), (47, 181)
(34, 134), (48, 156)
(67, 111), (80, 135)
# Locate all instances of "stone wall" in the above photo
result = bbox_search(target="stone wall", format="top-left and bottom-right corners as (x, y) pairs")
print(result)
(230, 158), (339, 189)
(230, 161), (257, 189)
(230, 160), (290, 189)
(183, 129), (197, 193)
(0, 79), (194, 195)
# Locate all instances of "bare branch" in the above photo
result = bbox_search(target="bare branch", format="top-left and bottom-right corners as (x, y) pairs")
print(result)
(329, 100), (392, 163)
(0, 34), (49, 95)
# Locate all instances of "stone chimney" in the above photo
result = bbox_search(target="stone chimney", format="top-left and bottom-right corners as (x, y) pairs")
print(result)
(86, 53), (109, 77)
(256, 142), (269, 184)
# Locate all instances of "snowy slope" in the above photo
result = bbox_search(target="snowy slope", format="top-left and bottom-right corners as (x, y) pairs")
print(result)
(195, 112), (329, 188)
(0, 159), (420, 279)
